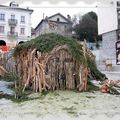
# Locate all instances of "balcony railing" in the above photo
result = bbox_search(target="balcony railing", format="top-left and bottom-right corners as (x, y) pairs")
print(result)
(8, 19), (17, 26)
(7, 31), (18, 37)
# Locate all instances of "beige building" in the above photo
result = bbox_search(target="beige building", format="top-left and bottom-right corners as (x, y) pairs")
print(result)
(0, 2), (33, 47)
(35, 13), (73, 37)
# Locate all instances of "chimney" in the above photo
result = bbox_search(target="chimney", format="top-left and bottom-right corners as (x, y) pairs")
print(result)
(45, 16), (48, 20)
(9, 1), (19, 7)
(67, 14), (71, 21)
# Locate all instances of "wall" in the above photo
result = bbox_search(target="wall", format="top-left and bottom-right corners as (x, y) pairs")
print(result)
(48, 14), (68, 23)
(99, 31), (117, 63)
(97, 1), (118, 35)
(35, 14), (72, 38)
(36, 21), (72, 37)
(0, 7), (32, 46)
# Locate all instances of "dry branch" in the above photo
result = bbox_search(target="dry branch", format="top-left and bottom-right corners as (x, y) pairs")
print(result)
(14, 45), (90, 92)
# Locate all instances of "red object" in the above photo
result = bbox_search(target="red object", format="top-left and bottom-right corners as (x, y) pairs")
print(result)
(2, 46), (7, 52)
(100, 85), (109, 93)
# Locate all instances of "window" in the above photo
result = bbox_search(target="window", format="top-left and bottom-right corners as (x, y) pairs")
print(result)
(11, 15), (15, 20)
(20, 28), (25, 35)
(10, 27), (15, 34)
(117, 1), (120, 7)
(0, 14), (5, 21)
(117, 30), (120, 40)
(57, 18), (60, 22)
(21, 16), (25, 23)
(118, 19), (120, 28)
(0, 26), (4, 33)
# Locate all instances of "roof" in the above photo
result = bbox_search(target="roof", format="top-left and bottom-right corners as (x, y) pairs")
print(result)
(0, 5), (33, 13)
(35, 13), (73, 30)
(101, 29), (119, 35)
(48, 13), (73, 24)
(35, 20), (44, 30)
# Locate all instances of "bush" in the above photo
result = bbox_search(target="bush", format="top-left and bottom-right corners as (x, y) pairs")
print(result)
(0, 73), (18, 82)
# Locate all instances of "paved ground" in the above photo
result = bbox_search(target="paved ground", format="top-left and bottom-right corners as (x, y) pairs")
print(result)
(92, 50), (120, 80)
(0, 91), (120, 120)
(0, 50), (120, 120)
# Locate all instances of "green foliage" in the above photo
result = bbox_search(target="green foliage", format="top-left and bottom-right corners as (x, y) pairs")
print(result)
(87, 80), (99, 92)
(87, 11), (97, 22)
(0, 93), (40, 103)
(109, 87), (120, 95)
(74, 11), (101, 42)
(87, 57), (106, 81)
(95, 41), (100, 49)
(0, 73), (18, 82)
(14, 33), (86, 64)
(14, 33), (106, 81)
(15, 84), (27, 101)
(0, 73), (29, 102)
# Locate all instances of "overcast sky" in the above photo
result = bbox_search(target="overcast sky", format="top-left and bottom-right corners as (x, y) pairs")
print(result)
(0, 0), (113, 4)
(0, 0), (113, 28)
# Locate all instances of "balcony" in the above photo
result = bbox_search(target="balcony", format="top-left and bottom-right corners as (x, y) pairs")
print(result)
(8, 19), (17, 26)
(7, 31), (18, 38)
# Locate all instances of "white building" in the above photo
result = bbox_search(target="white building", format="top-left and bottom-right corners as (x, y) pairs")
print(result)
(35, 13), (73, 38)
(0, 2), (33, 47)
(97, 0), (120, 64)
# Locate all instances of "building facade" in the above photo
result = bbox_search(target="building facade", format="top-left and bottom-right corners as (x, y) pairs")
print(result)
(97, 0), (120, 64)
(35, 13), (73, 37)
(0, 2), (33, 47)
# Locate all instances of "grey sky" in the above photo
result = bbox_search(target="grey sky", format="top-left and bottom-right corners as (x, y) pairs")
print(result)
(0, 0), (94, 4)
(0, 0), (113, 28)
(0, 0), (113, 4)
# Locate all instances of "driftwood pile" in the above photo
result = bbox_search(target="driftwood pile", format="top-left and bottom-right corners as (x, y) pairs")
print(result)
(14, 45), (89, 92)
(103, 79), (120, 87)
(13, 33), (105, 93)
(100, 79), (120, 94)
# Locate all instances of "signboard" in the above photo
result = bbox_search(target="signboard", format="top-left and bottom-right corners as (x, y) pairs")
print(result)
(116, 41), (120, 65)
